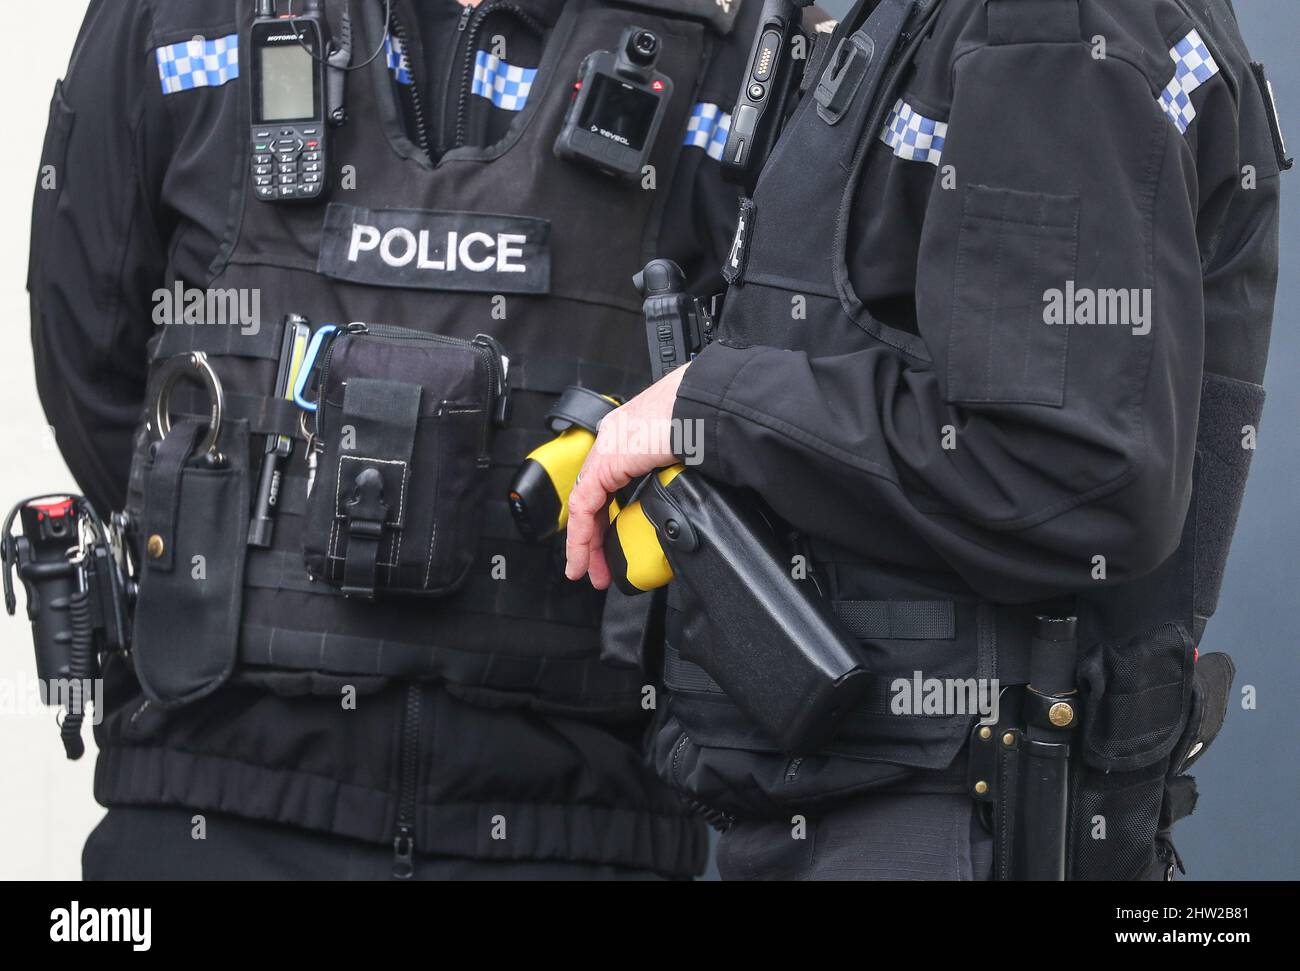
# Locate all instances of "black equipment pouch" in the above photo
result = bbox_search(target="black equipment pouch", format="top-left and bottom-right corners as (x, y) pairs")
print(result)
(302, 324), (508, 598)
(639, 471), (871, 753)
(133, 416), (251, 708)
(1068, 623), (1200, 880)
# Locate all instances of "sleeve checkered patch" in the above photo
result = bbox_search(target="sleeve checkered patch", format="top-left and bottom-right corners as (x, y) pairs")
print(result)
(471, 51), (538, 111)
(155, 35), (240, 95)
(879, 98), (947, 167)
(1158, 29), (1220, 134)
(683, 103), (731, 161)
(385, 35), (413, 86)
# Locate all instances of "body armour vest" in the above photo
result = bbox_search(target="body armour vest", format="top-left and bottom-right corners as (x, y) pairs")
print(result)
(656, 0), (1278, 880)
(124, 0), (720, 715)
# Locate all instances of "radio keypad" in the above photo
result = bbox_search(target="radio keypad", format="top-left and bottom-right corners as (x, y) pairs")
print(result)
(252, 127), (324, 201)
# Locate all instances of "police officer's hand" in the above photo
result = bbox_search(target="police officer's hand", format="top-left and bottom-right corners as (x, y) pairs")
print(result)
(565, 365), (688, 588)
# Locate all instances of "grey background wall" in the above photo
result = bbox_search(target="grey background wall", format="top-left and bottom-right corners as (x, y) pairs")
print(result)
(0, 1), (1294, 879)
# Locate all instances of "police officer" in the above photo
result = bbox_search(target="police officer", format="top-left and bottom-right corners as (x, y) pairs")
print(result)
(29, 0), (768, 879)
(566, 0), (1285, 879)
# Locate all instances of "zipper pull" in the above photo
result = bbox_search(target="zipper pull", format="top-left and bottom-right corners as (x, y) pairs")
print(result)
(305, 441), (322, 497)
(457, 4), (472, 30)
(392, 825), (416, 879)
(474, 334), (512, 426)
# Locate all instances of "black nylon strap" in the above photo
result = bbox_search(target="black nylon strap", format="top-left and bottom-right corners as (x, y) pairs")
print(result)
(664, 601), (1036, 697)
(337, 378), (421, 596)
(140, 419), (206, 574)
(508, 355), (646, 397)
(833, 599), (956, 640)
(237, 622), (638, 701)
(152, 321), (282, 361)
(168, 389), (302, 440)
(1162, 774), (1199, 827)
(243, 547), (599, 628)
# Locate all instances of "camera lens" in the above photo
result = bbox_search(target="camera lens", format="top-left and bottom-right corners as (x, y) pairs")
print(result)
(628, 30), (658, 65)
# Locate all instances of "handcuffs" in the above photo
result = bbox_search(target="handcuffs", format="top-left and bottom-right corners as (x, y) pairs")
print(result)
(147, 352), (227, 467)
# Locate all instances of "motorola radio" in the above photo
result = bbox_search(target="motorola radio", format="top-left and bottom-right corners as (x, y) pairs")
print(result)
(251, 1), (330, 202)
(555, 27), (673, 180)
(720, 0), (811, 191)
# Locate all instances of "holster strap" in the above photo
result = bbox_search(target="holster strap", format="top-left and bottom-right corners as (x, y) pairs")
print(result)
(140, 419), (206, 574)
(545, 385), (619, 435)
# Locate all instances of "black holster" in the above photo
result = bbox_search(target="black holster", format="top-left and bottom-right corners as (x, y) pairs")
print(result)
(642, 471), (871, 753)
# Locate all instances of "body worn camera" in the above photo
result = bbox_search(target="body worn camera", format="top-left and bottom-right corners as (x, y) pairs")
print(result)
(251, 2), (330, 202)
(634, 259), (714, 381)
(721, 0), (810, 191)
(555, 27), (673, 180)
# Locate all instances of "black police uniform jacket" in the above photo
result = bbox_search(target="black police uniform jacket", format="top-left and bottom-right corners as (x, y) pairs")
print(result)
(661, 0), (1283, 879)
(28, 0), (764, 876)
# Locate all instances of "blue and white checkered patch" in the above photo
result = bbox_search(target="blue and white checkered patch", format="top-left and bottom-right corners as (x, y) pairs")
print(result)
(880, 98), (947, 167)
(684, 103), (731, 161)
(385, 34), (412, 86)
(1158, 29), (1219, 134)
(155, 34), (239, 95)
(471, 50), (537, 111)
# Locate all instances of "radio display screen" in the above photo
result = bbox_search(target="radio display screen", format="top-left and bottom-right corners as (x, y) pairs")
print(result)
(259, 43), (316, 122)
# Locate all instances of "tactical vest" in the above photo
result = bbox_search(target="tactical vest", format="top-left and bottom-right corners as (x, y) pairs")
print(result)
(124, 0), (726, 716)
(658, 0), (1276, 881)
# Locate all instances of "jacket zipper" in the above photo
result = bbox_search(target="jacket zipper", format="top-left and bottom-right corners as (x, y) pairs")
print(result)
(389, 13), (433, 158)
(392, 682), (421, 878)
(451, 2), (547, 149)
(440, 3), (476, 153)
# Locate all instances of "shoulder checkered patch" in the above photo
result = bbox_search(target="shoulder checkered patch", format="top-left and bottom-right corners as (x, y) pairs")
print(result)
(155, 34), (239, 95)
(684, 103), (731, 161)
(472, 51), (537, 111)
(1158, 29), (1219, 134)
(385, 35), (412, 86)
(880, 99), (947, 167)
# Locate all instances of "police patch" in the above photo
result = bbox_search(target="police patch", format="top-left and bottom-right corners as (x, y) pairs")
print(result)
(1158, 29), (1220, 134)
(684, 103), (731, 161)
(472, 51), (537, 111)
(318, 205), (551, 295)
(155, 35), (240, 95)
(385, 35), (413, 86)
(880, 99), (947, 166)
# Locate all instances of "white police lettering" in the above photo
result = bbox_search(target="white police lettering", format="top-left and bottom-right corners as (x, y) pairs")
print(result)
(348, 224), (529, 274)
(320, 205), (549, 293)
